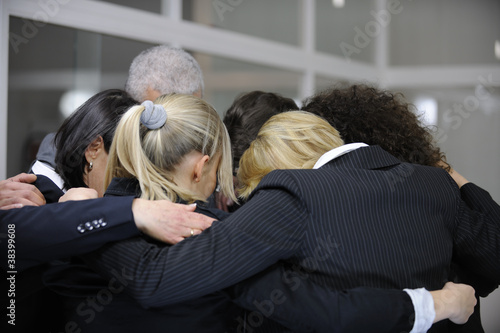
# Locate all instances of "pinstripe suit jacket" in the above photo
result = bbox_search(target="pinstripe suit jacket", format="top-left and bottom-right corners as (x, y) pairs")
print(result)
(87, 145), (500, 332)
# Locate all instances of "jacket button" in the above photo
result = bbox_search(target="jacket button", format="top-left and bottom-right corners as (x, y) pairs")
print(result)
(77, 224), (85, 233)
(84, 222), (94, 231)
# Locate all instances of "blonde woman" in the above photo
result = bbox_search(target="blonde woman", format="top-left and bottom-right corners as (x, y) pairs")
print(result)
(236, 110), (344, 199)
(47, 94), (242, 333)
(104, 94), (235, 204)
(85, 110), (479, 332)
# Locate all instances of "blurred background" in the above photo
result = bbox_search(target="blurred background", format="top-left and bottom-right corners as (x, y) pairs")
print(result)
(1, 0), (499, 330)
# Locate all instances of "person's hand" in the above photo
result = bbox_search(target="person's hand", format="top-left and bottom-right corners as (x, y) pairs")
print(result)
(215, 192), (237, 212)
(132, 199), (214, 245)
(215, 175), (239, 212)
(59, 188), (98, 203)
(437, 161), (469, 188)
(447, 168), (469, 188)
(431, 282), (476, 324)
(0, 173), (45, 210)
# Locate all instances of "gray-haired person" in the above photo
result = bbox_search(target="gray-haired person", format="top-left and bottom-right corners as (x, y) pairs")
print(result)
(125, 45), (204, 101)
(29, 45), (204, 188)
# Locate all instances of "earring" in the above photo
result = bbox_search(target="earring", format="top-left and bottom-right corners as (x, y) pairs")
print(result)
(88, 161), (93, 171)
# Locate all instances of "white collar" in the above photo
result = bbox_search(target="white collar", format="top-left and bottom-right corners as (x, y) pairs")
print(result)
(31, 160), (66, 191)
(313, 143), (369, 169)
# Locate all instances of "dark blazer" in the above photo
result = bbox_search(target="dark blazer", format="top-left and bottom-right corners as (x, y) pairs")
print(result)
(83, 145), (498, 332)
(84, 177), (417, 332)
(447, 183), (500, 333)
(43, 177), (244, 333)
(0, 192), (138, 272)
(0, 176), (139, 332)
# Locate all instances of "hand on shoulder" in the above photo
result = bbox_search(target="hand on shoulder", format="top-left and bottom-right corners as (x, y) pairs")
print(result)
(0, 173), (45, 209)
(59, 187), (99, 202)
(132, 199), (214, 245)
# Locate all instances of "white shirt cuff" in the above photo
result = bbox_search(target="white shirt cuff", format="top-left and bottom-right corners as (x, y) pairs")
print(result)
(404, 288), (435, 333)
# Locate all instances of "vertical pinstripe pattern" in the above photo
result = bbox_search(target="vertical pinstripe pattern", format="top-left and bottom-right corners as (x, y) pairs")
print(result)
(86, 146), (500, 312)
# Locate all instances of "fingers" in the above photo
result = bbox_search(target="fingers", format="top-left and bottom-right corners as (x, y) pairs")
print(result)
(59, 188), (98, 202)
(0, 193), (45, 209)
(0, 203), (23, 210)
(0, 177), (46, 207)
(180, 203), (197, 212)
(132, 199), (216, 245)
(182, 228), (203, 239)
(189, 214), (214, 231)
(170, 236), (185, 245)
(10, 173), (37, 184)
(174, 203), (214, 230)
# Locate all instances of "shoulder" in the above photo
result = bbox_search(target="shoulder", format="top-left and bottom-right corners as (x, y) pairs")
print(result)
(33, 174), (64, 203)
(195, 204), (231, 220)
(105, 177), (141, 197)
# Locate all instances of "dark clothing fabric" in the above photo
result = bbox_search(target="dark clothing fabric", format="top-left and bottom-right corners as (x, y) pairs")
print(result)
(0, 176), (138, 333)
(32, 174), (64, 203)
(85, 146), (500, 333)
(43, 177), (244, 333)
(35, 132), (57, 168)
(446, 183), (500, 333)
(85, 177), (417, 332)
(0, 195), (138, 272)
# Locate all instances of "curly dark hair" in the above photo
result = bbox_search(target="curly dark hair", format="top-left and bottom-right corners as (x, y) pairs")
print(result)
(223, 91), (298, 169)
(302, 84), (448, 170)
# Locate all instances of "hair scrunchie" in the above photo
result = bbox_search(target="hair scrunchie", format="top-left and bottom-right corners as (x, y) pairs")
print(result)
(140, 100), (167, 130)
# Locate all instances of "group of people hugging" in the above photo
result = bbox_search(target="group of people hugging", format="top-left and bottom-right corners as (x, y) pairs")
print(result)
(1, 45), (499, 333)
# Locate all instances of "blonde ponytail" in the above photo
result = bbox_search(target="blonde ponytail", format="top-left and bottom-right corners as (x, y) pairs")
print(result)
(106, 94), (236, 203)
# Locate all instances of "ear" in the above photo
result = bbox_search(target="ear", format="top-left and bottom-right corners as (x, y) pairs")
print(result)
(84, 136), (105, 163)
(193, 155), (210, 182)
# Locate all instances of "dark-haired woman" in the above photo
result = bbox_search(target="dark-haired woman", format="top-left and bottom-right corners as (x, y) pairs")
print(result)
(15, 89), (138, 332)
(53, 89), (138, 197)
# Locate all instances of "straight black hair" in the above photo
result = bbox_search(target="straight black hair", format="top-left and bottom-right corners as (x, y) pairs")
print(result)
(54, 89), (138, 190)
(223, 91), (298, 169)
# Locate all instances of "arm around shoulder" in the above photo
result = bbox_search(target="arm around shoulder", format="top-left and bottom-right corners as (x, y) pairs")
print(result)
(0, 196), (139, 271)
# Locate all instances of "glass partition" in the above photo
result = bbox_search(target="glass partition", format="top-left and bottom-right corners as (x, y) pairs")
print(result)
(183, 0), (301, 46)
(8, 17), (155, 176)
(389, 0), (500, 66)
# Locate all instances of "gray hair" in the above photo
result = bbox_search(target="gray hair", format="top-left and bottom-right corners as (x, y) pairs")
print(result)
(125, 45), (204, 102)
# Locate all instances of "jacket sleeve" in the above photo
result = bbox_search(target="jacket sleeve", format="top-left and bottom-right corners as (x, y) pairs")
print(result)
(227, 263), (415, 333)
(453, 182), (500, 283)
(450, 182), (500, 296)
(84, 176), (309, 308)
(460, 182), (500, 217)
(0, 196), (139, 272)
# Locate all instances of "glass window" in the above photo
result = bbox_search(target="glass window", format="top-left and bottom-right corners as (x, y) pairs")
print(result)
(390, 0), (500, 66)
(7, 16), (302, 176)
(315, 0), (377, 64)
(183, 0), (301, 46)
(314, 75), (348, 95)
(95, 0), (163, 14)
(396, 85), (500, 200)
(192, 53), (302, 117)
(8, 17), (155, 177)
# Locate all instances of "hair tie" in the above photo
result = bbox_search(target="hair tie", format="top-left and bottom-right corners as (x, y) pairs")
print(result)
(140, 100), (167, 130)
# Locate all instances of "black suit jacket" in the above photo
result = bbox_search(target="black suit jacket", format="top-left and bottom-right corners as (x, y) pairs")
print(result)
(83, 145), (498, 332)
(0, 194), (139, 272)
(0, 176), (140, 332)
